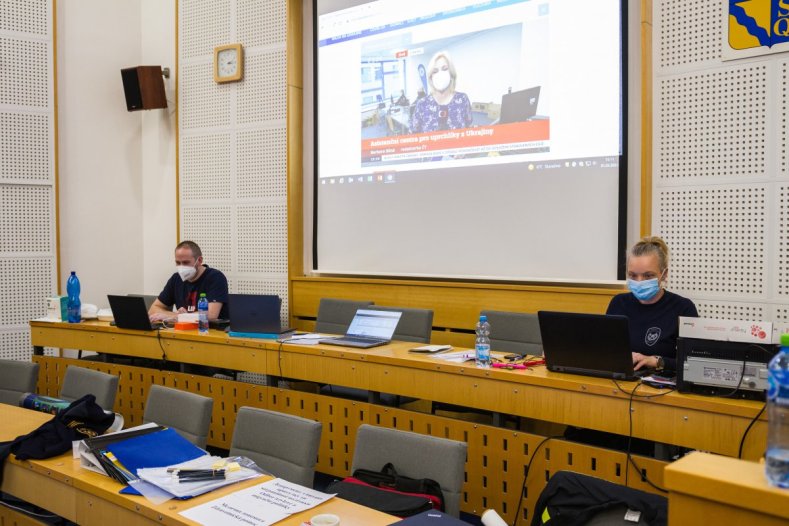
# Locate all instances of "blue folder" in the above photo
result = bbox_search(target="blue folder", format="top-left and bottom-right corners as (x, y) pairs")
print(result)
(105, 428), (205, 495)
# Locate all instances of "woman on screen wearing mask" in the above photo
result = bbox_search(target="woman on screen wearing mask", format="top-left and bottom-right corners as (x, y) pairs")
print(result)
(410, 51), (472, 133)
(606, 236), (698, 374)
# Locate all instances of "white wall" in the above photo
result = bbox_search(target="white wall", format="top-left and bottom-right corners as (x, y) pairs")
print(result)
(57, 0), (176, 309)
(140, 0), (177, 295)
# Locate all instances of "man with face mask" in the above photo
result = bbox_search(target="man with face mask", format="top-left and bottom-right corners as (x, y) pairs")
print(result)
(148, 241), (229, 323)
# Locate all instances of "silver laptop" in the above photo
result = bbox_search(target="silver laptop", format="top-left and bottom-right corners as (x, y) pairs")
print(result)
(320, 309), (402, 349)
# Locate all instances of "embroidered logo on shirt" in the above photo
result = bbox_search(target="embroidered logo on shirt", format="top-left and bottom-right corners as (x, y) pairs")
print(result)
(645, 327), (661, 347)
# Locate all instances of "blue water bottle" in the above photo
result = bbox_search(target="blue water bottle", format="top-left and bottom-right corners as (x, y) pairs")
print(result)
(66, 271), (81, 323)
(766, 333), (789, 487)
(198, 293), (209, 335)
(475, 315), (491, 368)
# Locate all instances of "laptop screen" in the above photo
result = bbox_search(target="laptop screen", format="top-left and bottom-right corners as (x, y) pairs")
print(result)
(346, 309), (402, 339)
(537, 311), (635, 379)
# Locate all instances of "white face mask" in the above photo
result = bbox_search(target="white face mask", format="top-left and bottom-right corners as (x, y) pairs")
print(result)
(177, 265), (197, 282)
(432, 69), (451, 92)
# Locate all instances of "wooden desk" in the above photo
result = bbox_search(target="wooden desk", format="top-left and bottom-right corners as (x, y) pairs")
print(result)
(0, 404), (395, 526)
(664, 452), (789, 525)
(29, 320), (769, 522)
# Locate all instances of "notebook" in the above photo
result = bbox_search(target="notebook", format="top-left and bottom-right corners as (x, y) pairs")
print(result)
(537, 311), (647, 381)
(498, 85), (541, 124)
(320, 309), (402, 349)
(107, 295), (163, 331)
(228, 293), (290, 338)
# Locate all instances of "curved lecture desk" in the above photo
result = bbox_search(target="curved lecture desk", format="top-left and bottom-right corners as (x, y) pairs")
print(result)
(29, 320), (769, 523)
(0, 404), (395, 526)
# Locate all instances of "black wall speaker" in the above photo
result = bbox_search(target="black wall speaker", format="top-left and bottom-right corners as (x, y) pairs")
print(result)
(120, 66), (167, 112)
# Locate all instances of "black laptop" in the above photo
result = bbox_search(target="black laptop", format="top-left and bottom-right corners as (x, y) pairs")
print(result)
(499, 86), (541, 124)
(107, 295), (163, 331)
(228, 294), (291, 337)
(537, 311), (646, 380)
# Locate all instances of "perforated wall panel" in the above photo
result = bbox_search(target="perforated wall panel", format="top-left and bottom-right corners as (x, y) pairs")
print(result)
(1, 112), (50, 181)
(657, 0), (722, 70)
(0, 185), (54, 252)
(657, 65), (767, 181)
(654, 0), (788, 322)
(0, 0), (56, 361)
(237, 128), (287, 199)
(237, 49), (287, 124)
(179, 0), (289, 329)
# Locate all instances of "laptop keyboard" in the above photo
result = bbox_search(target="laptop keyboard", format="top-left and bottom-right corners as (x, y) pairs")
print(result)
(334, 336), (387, 345)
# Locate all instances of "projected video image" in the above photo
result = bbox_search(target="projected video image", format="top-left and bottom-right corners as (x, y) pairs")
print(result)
(360, 23), (550, 166)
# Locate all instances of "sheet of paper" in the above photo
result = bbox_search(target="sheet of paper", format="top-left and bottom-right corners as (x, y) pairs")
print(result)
(180, 478), (334, 526)
(430, 350), (475, 363)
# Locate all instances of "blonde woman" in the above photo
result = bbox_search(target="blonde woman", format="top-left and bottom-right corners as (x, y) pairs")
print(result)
(410, 51), (472, 133)
(607, 236), (698, 373)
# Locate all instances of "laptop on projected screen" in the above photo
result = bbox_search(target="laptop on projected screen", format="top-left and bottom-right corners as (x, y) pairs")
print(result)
(537, 311), (647, 381)
(498, 85), (541, 124)
(320, 309), (402, 349)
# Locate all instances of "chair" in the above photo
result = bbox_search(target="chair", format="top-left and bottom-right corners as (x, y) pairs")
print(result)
(143, 385), (213, 448)
(59, 366), (119, 410)
(0, 359), (39, 405)
(314, 298), (374, 334)
(371, 305), (433, 343)
(481, 310), (543, 356)
(230, 407), (322, 487)
(352, 424), (467, 517)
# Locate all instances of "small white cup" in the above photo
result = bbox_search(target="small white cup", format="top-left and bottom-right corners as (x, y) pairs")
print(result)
(310, 513), (340, 526)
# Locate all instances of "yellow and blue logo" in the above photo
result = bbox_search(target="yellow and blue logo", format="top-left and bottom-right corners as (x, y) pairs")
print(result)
(729, 0), (789, 49)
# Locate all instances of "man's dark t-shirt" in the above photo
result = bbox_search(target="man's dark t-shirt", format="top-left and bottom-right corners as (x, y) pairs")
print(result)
(606, 290), (698, 371)
(157, 265), (229, 319)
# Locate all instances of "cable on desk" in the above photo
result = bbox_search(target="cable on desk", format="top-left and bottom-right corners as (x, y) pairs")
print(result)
(512, 435), (563, 526)
(738, 402), (766, 459)
(718, 344), (773, 399)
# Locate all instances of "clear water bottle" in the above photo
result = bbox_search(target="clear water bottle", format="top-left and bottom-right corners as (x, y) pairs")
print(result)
(198, 293), (209, 335)
(766, 333), (789, 487)
(475, 315), (491, 368)
(66, 271), (81, 323)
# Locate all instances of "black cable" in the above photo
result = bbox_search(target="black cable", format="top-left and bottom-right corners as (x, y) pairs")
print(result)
(717, 344), (775, 398)
(513, 435), (562, 526)
(622, 380), (668, 493)
(156, 327), (167, 362)
(738, 402), (766, 459)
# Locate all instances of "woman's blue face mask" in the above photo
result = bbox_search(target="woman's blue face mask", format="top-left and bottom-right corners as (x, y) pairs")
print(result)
(627, 278), (661, 301)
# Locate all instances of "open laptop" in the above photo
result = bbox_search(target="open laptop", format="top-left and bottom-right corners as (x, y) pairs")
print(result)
(107, 295), (163, 331)
(320, 309), (402, 349)
(228, 294), (291, 337)
(499, 86), (541, 124)
(537, 311), (647, 381)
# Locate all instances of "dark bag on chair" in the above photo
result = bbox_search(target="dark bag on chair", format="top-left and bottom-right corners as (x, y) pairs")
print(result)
(327, 462), (444, 517)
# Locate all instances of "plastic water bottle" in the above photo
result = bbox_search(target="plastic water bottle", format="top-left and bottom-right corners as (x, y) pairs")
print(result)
(66, 271), (81, 323)
(766, 333), (789, 487)
(475, 315), (491, 368)
(198, 293), (209, 335)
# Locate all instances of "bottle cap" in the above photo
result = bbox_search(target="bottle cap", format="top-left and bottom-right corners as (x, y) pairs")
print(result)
(480, 315), (487, 322)
(782, 333), (789, 347)
(199, 292), (207, 297)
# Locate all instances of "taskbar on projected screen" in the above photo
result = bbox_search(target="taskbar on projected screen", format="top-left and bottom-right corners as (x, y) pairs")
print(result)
(318, 155), (619, 187)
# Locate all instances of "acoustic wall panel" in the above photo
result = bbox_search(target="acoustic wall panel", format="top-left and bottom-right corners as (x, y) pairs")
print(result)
(0, 0), (56, 360)
(178, 0), (289, 320)
(236, 127), (287, 199)
(0, 112), (50, 181)
(654, 0), (788, 321)
(657, 65), (767, 181)
(657, 0), (722, 69)
(180, 134), (233, 201)
(237, 49), (287, 124)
